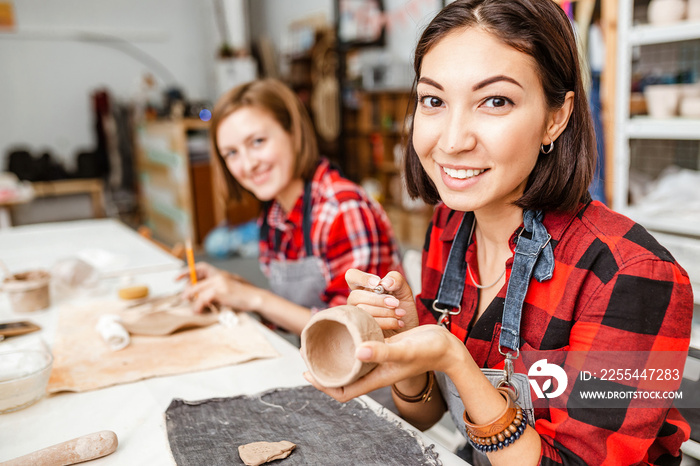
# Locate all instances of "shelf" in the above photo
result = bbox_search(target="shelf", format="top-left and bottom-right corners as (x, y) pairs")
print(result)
(629, 21), (700, 45)
(682, 439), (700, 460)
(625, 117), (700, 140)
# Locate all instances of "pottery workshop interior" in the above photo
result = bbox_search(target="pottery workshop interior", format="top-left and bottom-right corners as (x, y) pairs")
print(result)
(1, 0), (700, 464)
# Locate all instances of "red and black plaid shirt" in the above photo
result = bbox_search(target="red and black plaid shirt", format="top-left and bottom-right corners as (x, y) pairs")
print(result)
(259, 158), (402, 309)
(417, 201), (693, 465)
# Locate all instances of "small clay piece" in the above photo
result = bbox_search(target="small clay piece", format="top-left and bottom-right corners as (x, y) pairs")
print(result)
(238, 440), (296, 466)
(301, 304), (384, 388)
(120, 294), (219, 336)
(2, 270), (51, 312)
(117, 284), (149, 300)
(1, 430), (118, 466)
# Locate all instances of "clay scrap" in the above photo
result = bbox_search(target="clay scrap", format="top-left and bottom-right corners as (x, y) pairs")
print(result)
(238, 440), (296, 466)
(120, 294), (219, 336)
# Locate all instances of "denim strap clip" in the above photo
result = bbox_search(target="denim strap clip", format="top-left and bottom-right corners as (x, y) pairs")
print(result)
(499, 210), (554, 353)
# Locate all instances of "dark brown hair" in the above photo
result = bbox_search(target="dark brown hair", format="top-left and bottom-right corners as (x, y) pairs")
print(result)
(209, 78), (319, 200)
(404, 0), (596, 212)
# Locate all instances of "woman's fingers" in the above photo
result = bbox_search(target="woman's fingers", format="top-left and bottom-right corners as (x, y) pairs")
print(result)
(190, 287), (218, 314)
(377, 270), (414, 302)
(348, 289), (399, 309)
(345, 268), (379, 291)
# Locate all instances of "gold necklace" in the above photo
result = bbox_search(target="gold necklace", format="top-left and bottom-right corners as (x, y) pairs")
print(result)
(466, 216), (506, 290)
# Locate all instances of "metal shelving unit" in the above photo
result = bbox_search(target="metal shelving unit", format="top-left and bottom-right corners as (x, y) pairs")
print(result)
(614, 1), (700, 267)
(615, 1), (700, 458)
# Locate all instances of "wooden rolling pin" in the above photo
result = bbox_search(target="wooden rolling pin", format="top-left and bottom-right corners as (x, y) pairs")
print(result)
(1, 430), (118, 466)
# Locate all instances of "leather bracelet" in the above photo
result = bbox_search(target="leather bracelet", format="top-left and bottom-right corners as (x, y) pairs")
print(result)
(391, 371), (434, 403)
(463, 387), (527, 453)
(463, 387), (516, 436)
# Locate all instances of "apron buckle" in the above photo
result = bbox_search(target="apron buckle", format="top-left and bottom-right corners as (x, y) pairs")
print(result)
(432, 301), (461, 327)
(496, 350), (519, 399)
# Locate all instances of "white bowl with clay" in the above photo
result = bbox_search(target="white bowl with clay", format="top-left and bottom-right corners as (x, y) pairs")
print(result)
(0, 348), (53, 414)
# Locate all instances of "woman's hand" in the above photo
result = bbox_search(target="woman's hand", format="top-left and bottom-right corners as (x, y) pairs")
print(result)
(175, 262), (222, 283)
(302, 324), (464, 403)
(180, 268), (264, 314)
(345, 269), (419, 338)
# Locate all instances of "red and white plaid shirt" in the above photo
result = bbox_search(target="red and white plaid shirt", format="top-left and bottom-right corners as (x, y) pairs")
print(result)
(417, 201), (693, 465)
(259, 158), (402, 309)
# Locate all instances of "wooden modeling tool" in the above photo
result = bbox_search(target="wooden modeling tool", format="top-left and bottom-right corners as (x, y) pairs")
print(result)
(185, 239), (197, 285)
(1, 430), (118, 466)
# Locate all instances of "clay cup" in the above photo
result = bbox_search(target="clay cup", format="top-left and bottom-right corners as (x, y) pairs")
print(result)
(301, 305), (384, 388)
(2, 270), (51, 313)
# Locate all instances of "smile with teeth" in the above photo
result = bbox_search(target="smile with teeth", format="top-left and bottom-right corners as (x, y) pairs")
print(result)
(442, 166), (486, 179)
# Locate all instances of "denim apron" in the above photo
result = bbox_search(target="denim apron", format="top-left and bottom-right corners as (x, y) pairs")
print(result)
(262, 182), (327, 310)
(430, 210), (554, 448)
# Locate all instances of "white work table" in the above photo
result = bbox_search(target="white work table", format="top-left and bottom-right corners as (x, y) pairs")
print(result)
(0, 219), (469, 465)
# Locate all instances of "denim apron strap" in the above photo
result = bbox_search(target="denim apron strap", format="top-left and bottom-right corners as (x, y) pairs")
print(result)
(432, 212), (474, 326)
(301, 181), (314, 257)
(432, 210), (551, 439)
(261, 181), (314, 256)
(499, 209), (554, 354)
(262, 181), (327, 311)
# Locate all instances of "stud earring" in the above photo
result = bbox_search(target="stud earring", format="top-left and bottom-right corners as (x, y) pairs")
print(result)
(540, 141), (554, 154)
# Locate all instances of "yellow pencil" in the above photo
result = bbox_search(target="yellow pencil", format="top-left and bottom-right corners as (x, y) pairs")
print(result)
(185, 239), (197, 285)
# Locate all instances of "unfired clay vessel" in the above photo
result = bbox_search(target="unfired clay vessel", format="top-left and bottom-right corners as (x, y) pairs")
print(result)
(2, 270), (51, 312)
(301, 304), (384, 388)
(647, 0), (686, 24)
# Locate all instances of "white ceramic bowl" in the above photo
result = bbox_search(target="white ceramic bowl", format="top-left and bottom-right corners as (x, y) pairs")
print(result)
(647, 0), (687, 24)
(644, 84), (681, 118)
(0, 349), (53, 414)
(680, 96), (700, 117)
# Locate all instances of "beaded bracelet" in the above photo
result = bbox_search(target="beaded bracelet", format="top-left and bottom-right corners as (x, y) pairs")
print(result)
(391, 371), (434, 403)
(463, 387), (527, 453)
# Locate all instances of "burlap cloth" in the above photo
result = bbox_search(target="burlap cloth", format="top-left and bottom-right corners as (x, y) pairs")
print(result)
(48, 301), (279, 393)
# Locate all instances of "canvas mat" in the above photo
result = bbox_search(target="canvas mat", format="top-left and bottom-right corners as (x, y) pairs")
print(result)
(165, 385), (441, 466)
(48, 301), (279, 393)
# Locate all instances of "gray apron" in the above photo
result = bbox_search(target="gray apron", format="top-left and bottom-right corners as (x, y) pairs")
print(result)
(263, 182), (328, 311)
(430, 210), (554, 460)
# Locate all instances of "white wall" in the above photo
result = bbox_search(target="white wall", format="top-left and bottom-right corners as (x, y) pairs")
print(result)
(0, 0), (443, 171)
(0, 0), (219, 170)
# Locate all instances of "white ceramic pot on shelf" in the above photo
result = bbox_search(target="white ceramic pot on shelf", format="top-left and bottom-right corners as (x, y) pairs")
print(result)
(644, 84), (681, 118)
(647, 0), (687, 24)
(680, 97), (700, 118)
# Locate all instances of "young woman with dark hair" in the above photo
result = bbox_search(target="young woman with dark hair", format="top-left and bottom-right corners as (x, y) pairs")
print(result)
(303, 1), (693, 464)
